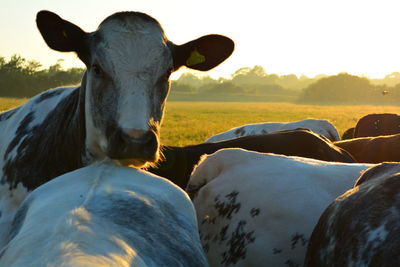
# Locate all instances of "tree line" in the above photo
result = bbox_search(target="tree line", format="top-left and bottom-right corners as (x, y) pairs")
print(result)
(0, 55), (84, 97)
(2, 54), (400, 104)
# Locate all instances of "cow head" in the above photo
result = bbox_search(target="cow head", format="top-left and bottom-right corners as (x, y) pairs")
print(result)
(36, 10), (234, 167)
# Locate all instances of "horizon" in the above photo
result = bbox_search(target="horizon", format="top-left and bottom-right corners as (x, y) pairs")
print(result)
(2, 0), (400, 80)
(3, 53), (400, 81)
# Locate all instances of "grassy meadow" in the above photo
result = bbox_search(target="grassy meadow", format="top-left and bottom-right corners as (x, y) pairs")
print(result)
(161, 102), (400, 146)
(2, 97), (400, 146)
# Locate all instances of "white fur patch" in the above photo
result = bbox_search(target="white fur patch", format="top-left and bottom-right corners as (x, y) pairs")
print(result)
(188, 149), (372, 266)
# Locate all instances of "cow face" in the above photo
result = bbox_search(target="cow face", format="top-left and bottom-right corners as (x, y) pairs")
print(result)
(36, 10), (234, 166)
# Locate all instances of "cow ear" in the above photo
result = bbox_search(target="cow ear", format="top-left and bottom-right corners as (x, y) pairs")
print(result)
(36, 10), (88, 58)
(173, 34), (234, 71)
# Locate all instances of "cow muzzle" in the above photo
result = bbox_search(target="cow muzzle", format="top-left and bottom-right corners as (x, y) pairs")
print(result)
(107, 128), (159, 166)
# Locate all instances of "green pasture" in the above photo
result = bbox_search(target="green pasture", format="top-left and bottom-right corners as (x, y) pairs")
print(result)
(2, 97), (400, 146)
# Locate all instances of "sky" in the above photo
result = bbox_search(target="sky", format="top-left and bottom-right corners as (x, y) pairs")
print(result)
(2, 0), (400, 79)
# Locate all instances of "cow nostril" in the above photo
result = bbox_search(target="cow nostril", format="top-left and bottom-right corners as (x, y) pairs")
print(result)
(108, 128), (159, 160)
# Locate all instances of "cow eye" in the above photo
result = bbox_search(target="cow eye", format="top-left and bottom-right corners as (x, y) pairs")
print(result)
(92, 64), (103, 77)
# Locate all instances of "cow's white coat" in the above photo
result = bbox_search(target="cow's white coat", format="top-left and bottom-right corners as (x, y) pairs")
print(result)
(0, 162), (207, 266)
(187, 148), (372, 267)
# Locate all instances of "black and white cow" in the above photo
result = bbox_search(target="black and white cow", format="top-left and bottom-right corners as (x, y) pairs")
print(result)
(0, 161), (208, 266)
(186, 148), (372, 267)
(0, 10), (233, 248)
(148, 129), (355, 189)
(304, 162), (400, 267)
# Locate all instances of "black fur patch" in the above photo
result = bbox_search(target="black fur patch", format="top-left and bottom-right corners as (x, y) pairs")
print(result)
(4, 111), (35, 158)
(34, 89), (64, 103)
(234, 127), (246, 137)
(285, 259), (300, 267)
(99, 11), (161, 28)
(290, 233), (308, 249)
(218, 224), (229, 244)
(250, 208), (260, 217)
(214, 191), (241, 219)
(221, 220), (255, 265)
(2, 88), (85, 191)
(0, 108), (19, 121)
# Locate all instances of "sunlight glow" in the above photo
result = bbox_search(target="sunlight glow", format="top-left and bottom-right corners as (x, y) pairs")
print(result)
(2, 0), (400, 79)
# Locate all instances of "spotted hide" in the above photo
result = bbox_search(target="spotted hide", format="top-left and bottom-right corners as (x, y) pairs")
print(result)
(304, 163), (400, 267)
(204, 119), (340, 143)
(0, 162), (208, 266)
(0, 10), (233, 248)
(186, 148), (373, 267)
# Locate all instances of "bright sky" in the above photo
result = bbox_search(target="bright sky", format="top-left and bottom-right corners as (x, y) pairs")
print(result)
(2, 0), (400, 79)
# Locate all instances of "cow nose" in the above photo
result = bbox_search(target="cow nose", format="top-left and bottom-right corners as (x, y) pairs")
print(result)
(107, 128), (159, 162)
(121, 128), (157, 148)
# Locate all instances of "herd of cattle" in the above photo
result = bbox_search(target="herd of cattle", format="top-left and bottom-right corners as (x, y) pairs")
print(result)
(0, 9), (400, 267)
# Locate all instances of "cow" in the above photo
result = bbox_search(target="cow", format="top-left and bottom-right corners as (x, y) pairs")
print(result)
(354, 113), (400, 138)
(204, 119), (340, 143)
(0, 161), (208, 266)
(148, 129), (355, 189)
(304, 163), (400, 267)
(334, 134), (400, 163)
(186, 148), (373, 267)
(0, 10), (233, 248)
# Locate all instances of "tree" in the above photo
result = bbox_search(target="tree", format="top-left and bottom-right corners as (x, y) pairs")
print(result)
(300, 73), (376, 104)
(0, 54), (84, 97)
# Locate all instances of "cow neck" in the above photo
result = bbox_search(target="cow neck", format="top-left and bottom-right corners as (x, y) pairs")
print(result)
(148, 141), (229, 189)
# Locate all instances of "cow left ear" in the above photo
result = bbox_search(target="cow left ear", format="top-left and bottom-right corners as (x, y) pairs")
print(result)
(36, 10), (89, 64)
(172, 34), (234, 71)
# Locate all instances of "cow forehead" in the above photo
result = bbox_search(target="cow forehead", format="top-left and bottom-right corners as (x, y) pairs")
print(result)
(94, 18), (170, 74)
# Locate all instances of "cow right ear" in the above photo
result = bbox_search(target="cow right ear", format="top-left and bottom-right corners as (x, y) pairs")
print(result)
(36, 10), (88, 60)
(172, 34), (234, 71)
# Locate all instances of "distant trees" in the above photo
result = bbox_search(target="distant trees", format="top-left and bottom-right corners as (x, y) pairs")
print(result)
(175, 68), (400, 104)
(299, 73), (400, 104)
(170, 66), (303, 99)
(371, 72), (400, 87)
(2, 54), (400, 104)
(0, 55), (84, 98)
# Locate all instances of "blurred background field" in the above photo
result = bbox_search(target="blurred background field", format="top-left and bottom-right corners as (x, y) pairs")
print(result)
(3, 97), (400, 146)
(161, 102), (400, 146)
(0, 97), (27, 112)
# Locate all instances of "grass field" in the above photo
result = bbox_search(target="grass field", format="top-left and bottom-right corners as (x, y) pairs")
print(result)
(2, 97), (400, 146)
(161, 102), (400, 146)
